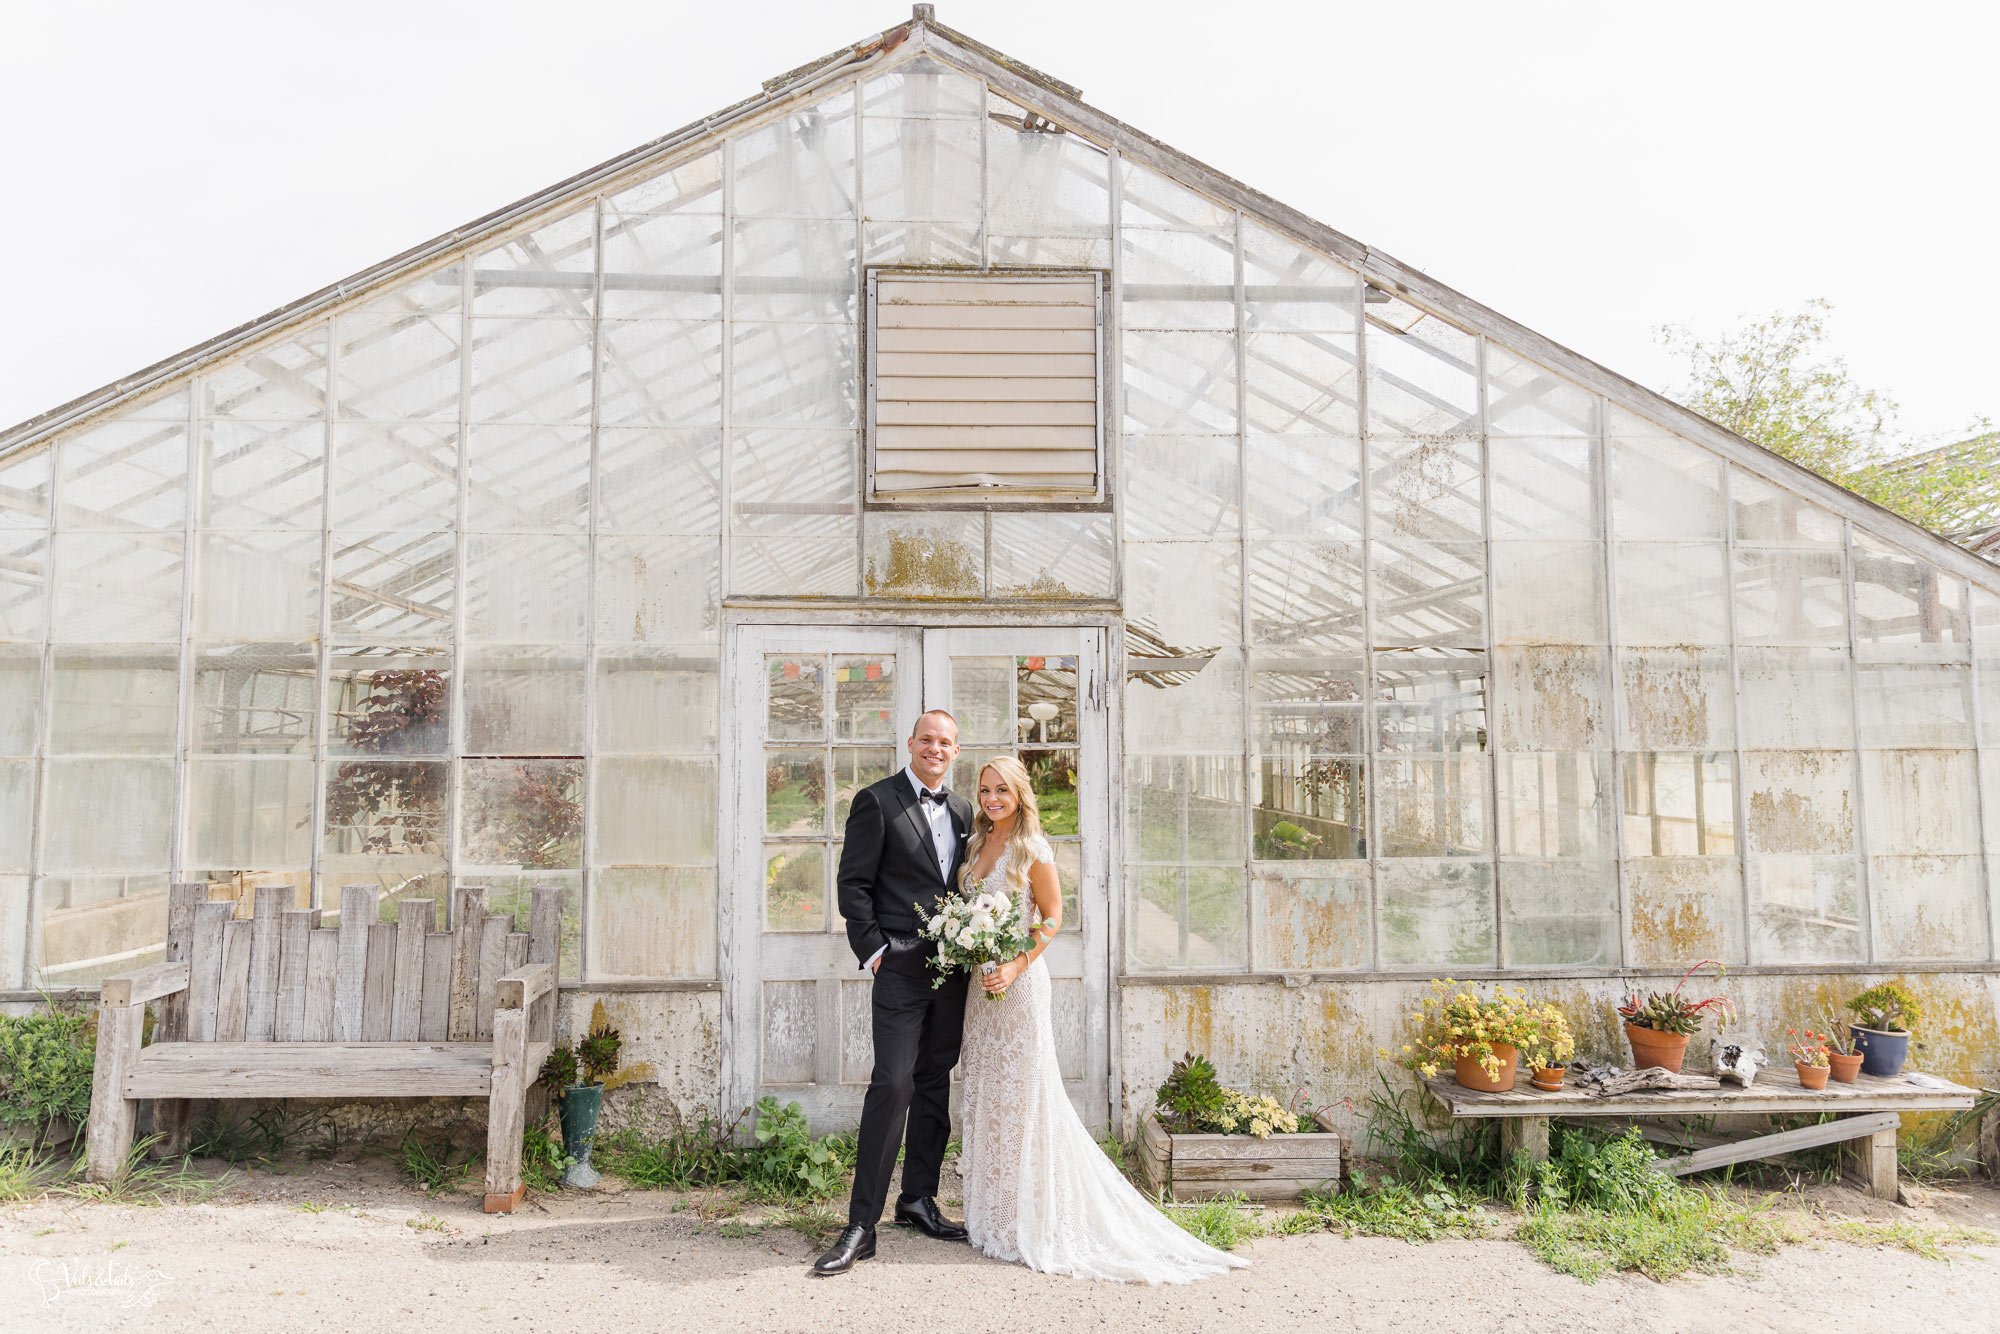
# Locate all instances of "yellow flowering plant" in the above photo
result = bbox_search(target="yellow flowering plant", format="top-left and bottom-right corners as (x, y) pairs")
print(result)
(1382, 979), (1546, 1081)
(1520, 1002), (1576, 1072)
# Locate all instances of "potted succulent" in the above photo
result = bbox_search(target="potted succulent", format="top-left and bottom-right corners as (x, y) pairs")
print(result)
(1616, 959), (1735, 1074)
(1522, 1002), (1576, 1092)
(539, 1005), (625, 1188)
(1387, 979), (1539, 1092)
(1846, 982), (1921, 1077)
(1788, 1028), (1832, 1090)
(1820, 1012), (1864, 1083)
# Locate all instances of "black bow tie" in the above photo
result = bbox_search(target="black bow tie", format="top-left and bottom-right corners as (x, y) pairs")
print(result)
(920, 789), (951, 805)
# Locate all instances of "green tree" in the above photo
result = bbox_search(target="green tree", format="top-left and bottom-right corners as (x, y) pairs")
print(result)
(1660, 299), (1997, 535)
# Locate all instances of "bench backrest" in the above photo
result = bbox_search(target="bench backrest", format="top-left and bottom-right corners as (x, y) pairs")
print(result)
(154, 882), (560, 1046)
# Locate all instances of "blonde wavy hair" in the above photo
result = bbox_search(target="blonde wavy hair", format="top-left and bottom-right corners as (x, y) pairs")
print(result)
(960, 755), (1044, 900)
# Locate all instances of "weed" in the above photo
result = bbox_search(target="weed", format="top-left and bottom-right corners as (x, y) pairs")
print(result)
(596, 1111), (747, 1191)
(1361, 1072), (1506, 1195)
(405, 1214), (449, 1234)
(0, 1139), (73, 1201)
(293, 1201), (330, 1214)
(1273, 1208), (1326, 1236)
(62, 1141), (230, 1206)
(1824, 1218), (1998, 1260)
(768, 1201), (843, 1247)
(1300, 1169), (1490, 1242)
(1096, 1132), (1130, 1176)
(715, 1220), (762, 1239)
(398, 1136), (471, 1195)
(743, 1098), (852, 1202)
(1161, 1194), (1263, 1251)
(0, 1001), (95, 1148)
(521, 1124), (570, 1194)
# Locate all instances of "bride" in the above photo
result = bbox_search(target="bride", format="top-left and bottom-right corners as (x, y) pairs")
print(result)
(954, 755), (1247, 1284)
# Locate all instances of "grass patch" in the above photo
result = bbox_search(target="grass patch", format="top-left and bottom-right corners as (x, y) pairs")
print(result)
(1298, 1170), (1490, 1242)
(397, 1135), (473, 1195)
(1824, 1218), (1998, 1260)
(1516, 1188), (1797, 1283)
(1161, 1194), (1264, 1251)
(768, 1201), (844, 1247)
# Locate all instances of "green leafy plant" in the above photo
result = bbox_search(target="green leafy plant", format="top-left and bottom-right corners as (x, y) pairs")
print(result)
(1847, 981), (1922, 1033)
(744, 1097), (849, 1201)
(521, 1124), (571, 1193)
(1618, 959), (1735, 1035)
(595, 1111), (748, 1190)
(0, 1003), (96, 1146)
(539, 1044), (580, 1101)
(578, 1013), (623, 1086)
(1154, 1053), (1229, 1134)
(1299, 1170), (1491, 1243)
(397, 1135), (470, 1194)
(1160, 1193), (1264, 1250)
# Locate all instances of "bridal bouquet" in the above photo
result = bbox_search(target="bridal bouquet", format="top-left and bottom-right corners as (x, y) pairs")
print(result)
(918, 890), (1033, 1001)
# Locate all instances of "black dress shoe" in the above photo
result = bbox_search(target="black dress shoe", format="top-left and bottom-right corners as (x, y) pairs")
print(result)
(811, 1224), (876, 1275)
(893, 1195), (968, 1242)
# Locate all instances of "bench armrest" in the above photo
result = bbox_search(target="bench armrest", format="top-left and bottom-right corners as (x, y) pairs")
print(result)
(494, 962), (554, 1012)
(99, 961), (191, 1008)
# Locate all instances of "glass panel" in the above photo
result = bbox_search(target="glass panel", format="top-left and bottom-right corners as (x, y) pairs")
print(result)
(1253, 754), (1364, 859)
(0, 646), (40, 753)
(828, 655), (895, 742)
(0, 762), (34, 872)
(988, 513), (1115, 600)
(1253, 659), (1366, 757)
(731, 427), (858, 528)
(597, 535), (721, 646)
(1125, 541), (1241, 647)
(1488, 437), (1600, 540)
(1622, 752), (1737, 856)
(192, 643), (316, 755)
(468, 318), (594, 425)
(766, 656), (825, 741)
(1129, 865), (1245, 969)
(1613, 542), (1730, 645)
(1733, 547), (1849, 645)
(589, 866), (716, 980)
(594, 650), (719, 753)
(464, 424), (591, 532)
(1365, 299), (1477, 437)
(950, 657), (1012, 745)
(470, 210), (596, 319)
(41, 758), (175, 871)
(326, 647), (449, 756)
(464, 532), (588, 640)
(459, 759), (584, 870)
(321, 759), (448, 874)
(1851, 531), (1968, 656)
(1495, 752), (1613, 858)
(730, 220), (859, 326)
(1619, 647), (1734, 751)
(1499, 860), (1619, 966)
(1732, 469), (1842, 546)
(1749, 855), (1861, 963)
(1121, 226), (1235, 331)
(1021, 748), (1079, 837)
(766, 749), (827, 835)
(833, 748), (896, 825)
(1744, 750), (1857, 854)
(48, 647), (178, 754)
(1492, 541), (1606, 645)
(328, 423), (458, 529)
(1608, 424), (1725, 541)
(35, 876), (169, 986)
(1121, 330), (1237, 434)
(1120, 159), (1232, 230)
(861, 515), (982, 599)
(462, 647), (586, 754)
(733, 99), (859, 218)
(607, 151), (723, 216)
(1864, 749), (1978, 854)
(859, 116), (980, 222)
(1375, 754), (1489, 857)
(0, 444), (53, 529)
(328, 531), (454, 641)
(1251, 862), (1369, 970)
(764, 844), (826, 932)
(1244, 434), (1360, 541)
(985, 97), (1110, 262)
(601, 212), (724, 321)
(861, 55), (982, 117)
(730, 526), (860, 599)
(1871, 855), (1987, 961)
(1369, 435), (1481, 541)
(1485, 344), (1597, 436)
(195, 529), (321, 641)
(201, 420), (326, 529)
(1736, 646), (1853, 748)
(1125, 649), (1244, 755)
(58, 418), (187, 530)
(1377, 858), (1494, 968)
(597, 429), (723, 533)
(0, 530), (45, 643)
(1368, 536), (1485, 648)
(1122, 434), (1239, 542)
(332, 270), (463, 421)
(1245, 541), (1362, 651)
(1494, 644), (1609, 751)
(185, 757), (314, 869)
(1125, 753), (1245, 863)
(203, 328), (329, 420)
(1372, 650), (1486, 753)
(1855, 663), (1971, 747)
(1241, 223), (1358, 333)
(591, 756), (716, 864)
(50, 531), (183, 642)
(598, 321), (724, 428)
(1627, 857), (1745, 966)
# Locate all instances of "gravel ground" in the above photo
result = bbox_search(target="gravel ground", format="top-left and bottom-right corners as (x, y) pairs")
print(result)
(4, 1158), (1999, 1334)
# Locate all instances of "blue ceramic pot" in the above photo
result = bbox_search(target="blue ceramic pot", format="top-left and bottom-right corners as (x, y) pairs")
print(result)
(1850, 1026), (1909, 1077)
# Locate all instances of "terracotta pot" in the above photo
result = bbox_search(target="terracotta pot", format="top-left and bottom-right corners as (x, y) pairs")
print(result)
(1624, 1022), (1691, 1073)
(1827, 1051), (1864, 1083)
(1795, 1060), (1831, 1090)
(1453, 1042), (1520, 1092)
(1530, 1066), (1567, 1092)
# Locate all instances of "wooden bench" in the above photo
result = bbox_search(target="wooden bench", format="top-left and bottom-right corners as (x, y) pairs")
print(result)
(86, 881), (560, 1213)
(1421, 1068), (1980, 1201)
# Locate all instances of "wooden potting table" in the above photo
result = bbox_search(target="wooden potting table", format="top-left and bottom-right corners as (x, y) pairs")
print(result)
(1421, 1069), (1980, 1201)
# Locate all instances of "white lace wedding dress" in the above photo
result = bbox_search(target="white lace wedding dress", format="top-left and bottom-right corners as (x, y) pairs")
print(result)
(957, 836), (1248, 1284)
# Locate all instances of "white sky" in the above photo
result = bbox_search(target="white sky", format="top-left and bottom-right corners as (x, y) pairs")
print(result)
(2, 0), (1993, 442)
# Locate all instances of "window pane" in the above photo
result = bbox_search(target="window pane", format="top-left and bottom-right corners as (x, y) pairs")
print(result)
(1733, 469), (1841, 546)
(326, 648), (450, 756)
(1627, 857), (1744, 966)
(195, 529), (321, 641)
(1855, 663), (1970, 748)
(468, 318), (594, 425)
(766, 749), (827, 835)
(1494, 644), (1609, 751)
(595, 650), (719, 753)
(1619, 647), (1734, 751)
(332, 271), (463, 422)
(470, 210), (596, 320)
(1369, 537), (1485, 648)
(321, 760), (448, 873)
(0, 646), (40, 753)
(1253, 754), (1364, 860)
(465, 425), (591, 532)
(201, 420), (326, 529)
(1744, 750), (1856, 854)
(1499, 859), (1618, 967)
(1871, 855), (1987, 961)
(1369, 435), (1481, 541)
(329, 532), (454, 641)
(1248, 542), (1365, 650)
(1735, 646), (1853, 748)
(1251, 862), (1369, 970)
(1609, 423), (1724, 541)
(592, 756), (716, 865)
(50, 532), (184, 642)
(460, 759), (583, 871)
(0, 531), (46, 642)
(203, 327), (328, 420)
(36, 876), (168, 986)
(1495, 752), (1613, 859)
(1372, 651), (1486, 753)
(1852, 532), (1967, 655)
(48, 647), (178, 754)
(601, 212), (723, 321)
(463, 647), (585, 754)
(41, 758), (174, 871)
(1376, 755), (1489, 856)
(1125, 753), (1245, 863)
(1749, 854), (1861, 963)
(590, 866), (716, 979)
(1621, 752), (1737, 856)
(58, 418), (187, 530)
(764, 844), (826, 932)
(1863, 749), (1978, 855)
(1485, 344), (1597, 436)
(1378, 858), (1493, 968)
(193, 643), (317, 755)
(464, 534), (589, 643)
(599, 321), (724, 428)
(1492, 541), (1606, 645)
(989, 513), (1115, 600)
(329, 424), (458, 529)
(1244, 434), (1360, 541)
(1488, 437), (1600, 540)
(0, 761), (33, 872)
(597, 428), (723, 533)
(0, 444), (53, 530)
(1614, 542), (1730, 645)
(185, 757), (314, 869)
(1365, 300), (1476, 438)
(1733, 547), (1848, 644)
(861, 516), (982, 600)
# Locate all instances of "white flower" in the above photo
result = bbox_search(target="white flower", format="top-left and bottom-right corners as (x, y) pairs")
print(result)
(968, 912), (994, 935)
(955, 928), (977, 949)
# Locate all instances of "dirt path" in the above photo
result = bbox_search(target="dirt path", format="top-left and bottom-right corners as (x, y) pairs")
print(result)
(4, 1160), (1998, 1334)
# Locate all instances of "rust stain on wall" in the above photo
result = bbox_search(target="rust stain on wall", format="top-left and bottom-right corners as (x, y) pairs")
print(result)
(863, 528), (981, 597)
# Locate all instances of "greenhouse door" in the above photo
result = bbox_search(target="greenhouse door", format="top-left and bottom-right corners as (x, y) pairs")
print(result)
(723, 624), (1110, 1131)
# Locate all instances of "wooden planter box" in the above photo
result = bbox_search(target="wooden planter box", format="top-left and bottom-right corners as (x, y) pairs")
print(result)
(1135, 1109), (1345, 1201)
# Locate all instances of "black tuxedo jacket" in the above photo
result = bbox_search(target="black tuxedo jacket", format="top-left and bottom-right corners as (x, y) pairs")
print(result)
(836, 772), (973, 970)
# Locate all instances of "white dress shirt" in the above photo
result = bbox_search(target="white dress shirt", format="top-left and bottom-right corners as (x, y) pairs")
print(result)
(867, 769), (953, 973)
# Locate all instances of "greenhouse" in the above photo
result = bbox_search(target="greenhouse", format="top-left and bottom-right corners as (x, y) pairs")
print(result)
(3, 8), (1996, 1134)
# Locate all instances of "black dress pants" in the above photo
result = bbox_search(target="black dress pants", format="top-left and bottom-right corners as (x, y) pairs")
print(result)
(847, 947), (968, 1227)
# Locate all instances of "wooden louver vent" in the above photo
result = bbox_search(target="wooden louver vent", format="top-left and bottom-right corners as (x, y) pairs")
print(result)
(870, 273), (1101, 496)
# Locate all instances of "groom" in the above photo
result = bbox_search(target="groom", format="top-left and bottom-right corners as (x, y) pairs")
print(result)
(812, 709), (974, 1276)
